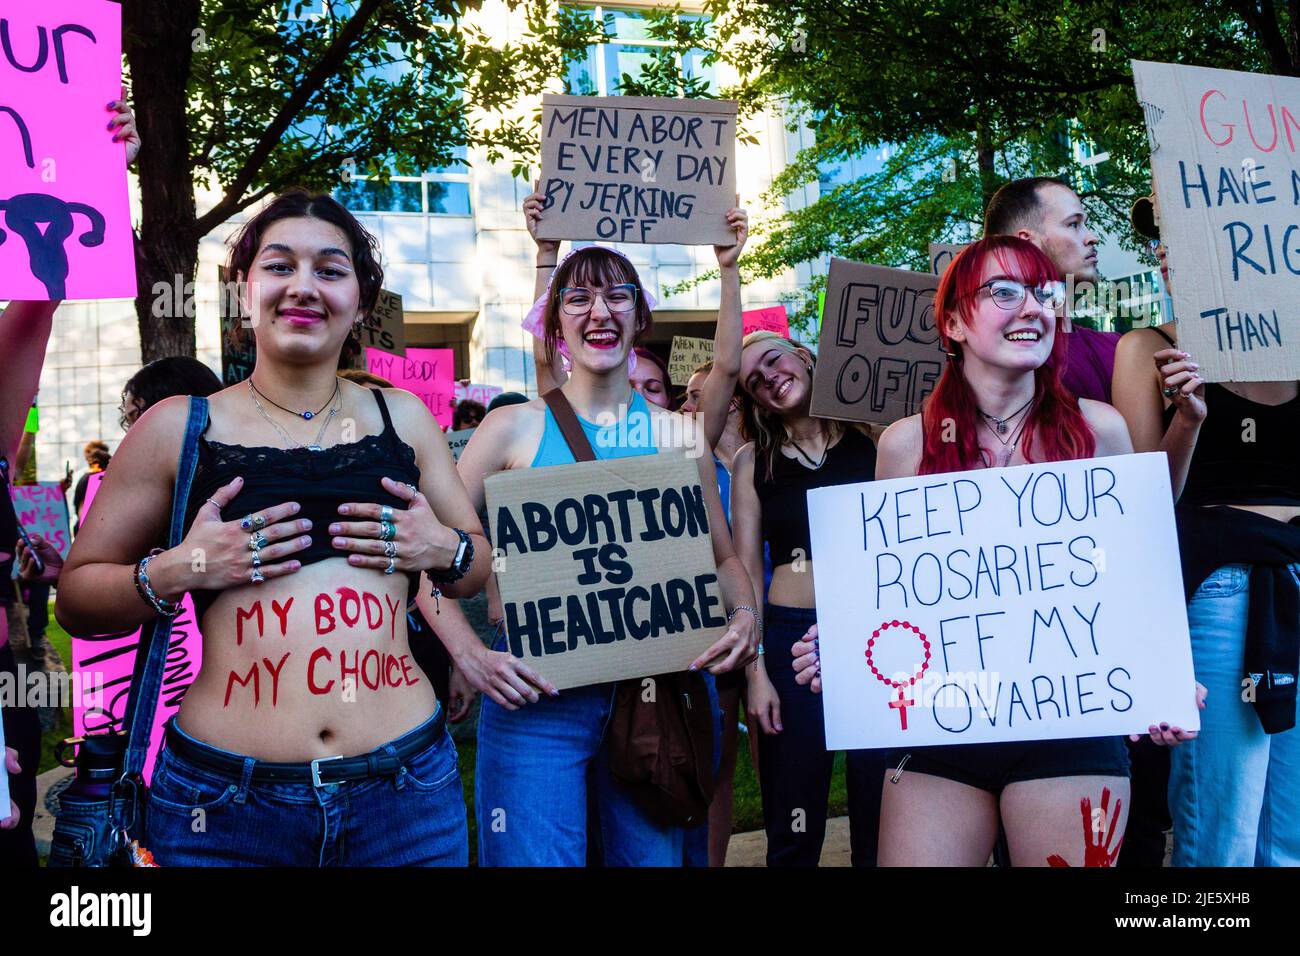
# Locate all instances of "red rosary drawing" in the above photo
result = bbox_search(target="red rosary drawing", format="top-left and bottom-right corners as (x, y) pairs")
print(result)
(865, 620), (931, 730)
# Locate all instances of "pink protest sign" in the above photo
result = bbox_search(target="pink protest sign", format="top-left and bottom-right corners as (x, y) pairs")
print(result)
(366, 347), (457, 427)
(742, 305), (790, 338)
(0, 3), (136, 299)
(455, 382), (504, 407)
(10, 482), (71, 558)
(71, 473), (203, 783)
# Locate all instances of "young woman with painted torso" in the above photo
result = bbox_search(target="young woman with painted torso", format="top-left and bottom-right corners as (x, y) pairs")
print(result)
(792, 236), (1197, 866)
(1112, 221), (1300, 867)
(56, 192), (490, 866)
(453, 193), (758, 867)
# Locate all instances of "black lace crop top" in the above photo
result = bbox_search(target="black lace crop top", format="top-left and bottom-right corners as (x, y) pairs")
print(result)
(181, 388), (422, 618)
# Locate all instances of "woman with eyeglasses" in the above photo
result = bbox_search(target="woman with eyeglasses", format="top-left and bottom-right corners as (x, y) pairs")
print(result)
(790, 236), (1197, 866)
(57, 190), (490, 866)
(1112, 196), (1300, 867)
(451, 189), (757, 867)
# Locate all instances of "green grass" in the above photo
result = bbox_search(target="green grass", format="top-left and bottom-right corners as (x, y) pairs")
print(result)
(37, 607), (75, 775)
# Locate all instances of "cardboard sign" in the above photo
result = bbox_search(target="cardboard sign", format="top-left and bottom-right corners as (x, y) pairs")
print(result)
(485, 451), (726, 689)
(455, 382), (504, 407)
(668, 335), (714, 386)
(536, 94), (738, 246)
(218, 265), (254, 385)
(809, 453), (1199, 749)
(929, 242), (967, 277)
(445, 427), (475, 461)
(9, 482), (71, 560)
(742, 305), (790, 338)
(0, 3), (135, 299)
(357, 288), (407, 358)
(70, 472), (203, 783)
(1132, 60), (1300, 382)
(366, 346), (456, 428)
(810, 259), (946, 426)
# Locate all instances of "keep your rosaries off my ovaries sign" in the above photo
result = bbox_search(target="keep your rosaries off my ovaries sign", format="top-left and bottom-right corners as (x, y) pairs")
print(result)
(808, 453), (1201, 750)
(485, 452), (727, 690)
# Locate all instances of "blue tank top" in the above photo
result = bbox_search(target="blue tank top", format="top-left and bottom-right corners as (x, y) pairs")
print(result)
(531, 390), (659, 466)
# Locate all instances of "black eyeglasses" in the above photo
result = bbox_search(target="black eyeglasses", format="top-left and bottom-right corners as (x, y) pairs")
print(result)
(967, 279), (1067, 312)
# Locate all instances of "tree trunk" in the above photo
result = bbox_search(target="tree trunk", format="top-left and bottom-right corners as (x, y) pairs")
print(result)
(975, 121), (998, 210)
(123, 0), (202, 362)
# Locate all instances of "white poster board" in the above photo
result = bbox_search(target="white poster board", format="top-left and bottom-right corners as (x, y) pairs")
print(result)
(809, 453), (1198, 749)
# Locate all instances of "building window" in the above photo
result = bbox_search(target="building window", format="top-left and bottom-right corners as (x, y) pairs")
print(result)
(334, 145), (472, 215)
(564, 5), (715, 97)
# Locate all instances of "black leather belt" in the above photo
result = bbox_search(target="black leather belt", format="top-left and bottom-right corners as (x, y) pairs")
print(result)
(163, 709), (446, 787)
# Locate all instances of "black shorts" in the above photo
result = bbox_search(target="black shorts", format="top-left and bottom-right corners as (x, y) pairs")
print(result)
(885, 736), (1130, 794)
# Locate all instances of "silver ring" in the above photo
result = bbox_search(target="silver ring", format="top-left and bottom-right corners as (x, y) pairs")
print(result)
(251, 550), (262, 568)
(248, 531), (268, 550)
(380, 505), (394, 522)
(383, 540), (397, 559)
(251, 568), (265, 585)
(250, 514), (267, 530)
(380, 520), (395, 541)
(384, 556), (396, 575)
(1162, 385), (1179, 398)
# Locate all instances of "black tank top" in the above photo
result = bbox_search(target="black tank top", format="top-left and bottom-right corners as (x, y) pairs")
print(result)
(754, 427), (878, 566)
(182, 389), (422, 618)
(1154, 327), (1300, 506)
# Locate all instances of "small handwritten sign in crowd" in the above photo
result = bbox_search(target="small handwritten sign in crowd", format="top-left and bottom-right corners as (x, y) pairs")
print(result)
(811, 259), (946, 426)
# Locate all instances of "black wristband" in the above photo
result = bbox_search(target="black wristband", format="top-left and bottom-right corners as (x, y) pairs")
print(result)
(430, 528), (473, 586)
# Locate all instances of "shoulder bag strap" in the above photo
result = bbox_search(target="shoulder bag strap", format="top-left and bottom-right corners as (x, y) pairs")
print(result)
(542, 388), (598, 463)
(121, 396), (210, 778)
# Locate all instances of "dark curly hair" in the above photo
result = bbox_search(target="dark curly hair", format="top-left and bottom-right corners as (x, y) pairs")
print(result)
(224, 189), (384, 356)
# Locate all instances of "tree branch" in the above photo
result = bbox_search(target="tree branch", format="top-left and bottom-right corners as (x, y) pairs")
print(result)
(194, 0), (386, 235)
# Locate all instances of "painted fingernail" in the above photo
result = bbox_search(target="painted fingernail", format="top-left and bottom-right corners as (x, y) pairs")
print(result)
(333, 537), (346, 547)
(339, 505), (350, 515)
(107, 121), (115, 130)
(1160, 722), (1169, 730)
(301, 519), (312, 530)
(107, 101), (117, 108)
(329, 523), (341, 533)
(289, 501), (298, 512)
(301, 536), (312, 546)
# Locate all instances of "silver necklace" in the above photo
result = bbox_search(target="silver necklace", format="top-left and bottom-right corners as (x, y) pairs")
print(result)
(247, 380), (339, 451)
(980, 404), (1033, 468)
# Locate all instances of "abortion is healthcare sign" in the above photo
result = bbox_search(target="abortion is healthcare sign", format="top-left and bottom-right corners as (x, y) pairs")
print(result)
(808, 453), (1199, 750)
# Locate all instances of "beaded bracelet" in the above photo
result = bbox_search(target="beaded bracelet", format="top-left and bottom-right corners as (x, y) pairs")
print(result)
(133, 549), (181, 617)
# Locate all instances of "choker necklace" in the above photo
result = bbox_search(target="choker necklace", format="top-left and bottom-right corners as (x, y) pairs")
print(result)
(788, 432), (829, 470)
(247, 381), (340, 452)
(248, 378), (338, 420)
(977, 396), (1034, 435)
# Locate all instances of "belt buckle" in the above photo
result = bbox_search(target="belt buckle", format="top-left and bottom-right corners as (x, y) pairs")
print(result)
(310, 755), (345, 788)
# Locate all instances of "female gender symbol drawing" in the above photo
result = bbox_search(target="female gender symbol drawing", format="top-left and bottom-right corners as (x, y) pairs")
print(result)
(865, 620), (931, 730)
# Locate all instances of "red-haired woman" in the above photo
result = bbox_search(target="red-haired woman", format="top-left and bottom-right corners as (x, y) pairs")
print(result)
(792, 236), (1197, 865)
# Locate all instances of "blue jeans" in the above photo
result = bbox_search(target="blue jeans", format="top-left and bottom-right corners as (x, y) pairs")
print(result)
(1169, 563), (1300, 866)
(758, 604), (888, 866)
(476, 679), (686, 867)
(145, 709), (468, 866)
